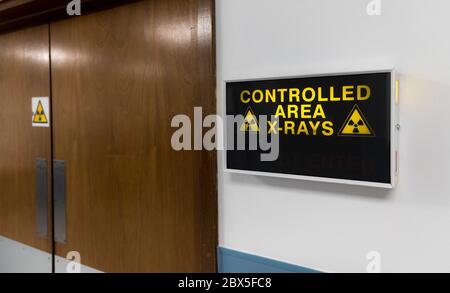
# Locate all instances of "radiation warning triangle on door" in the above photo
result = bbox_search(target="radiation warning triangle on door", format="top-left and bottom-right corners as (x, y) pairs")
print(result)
(240, 107), (260, 132)
(338, 105), (375, 137)
(33, 101), (48, 124)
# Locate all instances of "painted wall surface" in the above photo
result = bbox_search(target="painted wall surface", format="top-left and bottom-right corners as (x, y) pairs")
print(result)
(216, 0), (450, 273)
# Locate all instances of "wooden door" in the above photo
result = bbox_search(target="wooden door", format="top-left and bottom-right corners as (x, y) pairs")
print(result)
(0, 24), (52, 272)
(50, 0), (217, 272)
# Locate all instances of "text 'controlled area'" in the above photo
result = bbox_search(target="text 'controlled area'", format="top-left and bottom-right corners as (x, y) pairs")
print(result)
(239, 85), (373, 137)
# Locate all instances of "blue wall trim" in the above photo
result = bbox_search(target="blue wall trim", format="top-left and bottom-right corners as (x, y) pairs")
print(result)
(217, 247), (321, 273)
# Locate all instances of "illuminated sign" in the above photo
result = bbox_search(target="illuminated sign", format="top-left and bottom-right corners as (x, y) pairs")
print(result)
(225, 70), (399, 188)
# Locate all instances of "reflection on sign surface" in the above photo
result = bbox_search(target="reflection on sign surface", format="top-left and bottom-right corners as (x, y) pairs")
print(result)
(226, 71), (396, 187)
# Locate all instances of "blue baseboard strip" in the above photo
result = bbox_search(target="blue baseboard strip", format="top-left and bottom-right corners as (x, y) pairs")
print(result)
(217, 247), (321, 273)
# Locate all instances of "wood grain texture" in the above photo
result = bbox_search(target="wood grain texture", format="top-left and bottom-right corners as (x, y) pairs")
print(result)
(0, 24), (52, 254)
(51, 0), (217, 272)
(0, 0), (140, 33)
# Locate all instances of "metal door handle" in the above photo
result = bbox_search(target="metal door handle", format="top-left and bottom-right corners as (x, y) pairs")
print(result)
(36, 159), (48, 238)
(53, 160), (67, 243)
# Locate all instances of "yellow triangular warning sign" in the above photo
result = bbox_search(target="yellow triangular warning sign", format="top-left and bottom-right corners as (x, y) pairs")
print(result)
(33, 101), (48, 124)
(338, 105), (375, 137)
(240, 107), (260, 132)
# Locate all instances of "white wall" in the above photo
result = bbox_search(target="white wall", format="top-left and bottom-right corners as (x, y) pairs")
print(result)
(216, 0), (450, 273)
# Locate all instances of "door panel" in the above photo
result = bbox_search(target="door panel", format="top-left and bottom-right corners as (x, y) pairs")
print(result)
(51, 0), (217, 272)
(0, 24), (52, 272)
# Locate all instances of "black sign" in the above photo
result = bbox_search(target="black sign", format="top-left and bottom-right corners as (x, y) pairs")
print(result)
(226, 71), (395, 186)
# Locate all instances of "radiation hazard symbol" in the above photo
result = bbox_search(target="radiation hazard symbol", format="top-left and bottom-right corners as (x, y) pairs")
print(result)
(338, 105), (375, 137)
(32, 97), (50, 127)
(33, 102), (48, 123)
(240, 107), (260, 132)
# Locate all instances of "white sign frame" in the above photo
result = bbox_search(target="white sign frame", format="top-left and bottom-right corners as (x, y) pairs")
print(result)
(222, 69), (399, 189)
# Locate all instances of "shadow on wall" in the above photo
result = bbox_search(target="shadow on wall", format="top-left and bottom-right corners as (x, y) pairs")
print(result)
(228, 173), (392, 200)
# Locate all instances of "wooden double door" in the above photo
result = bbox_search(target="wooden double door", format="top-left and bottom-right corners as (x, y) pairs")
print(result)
(0, 0), (217, 273)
